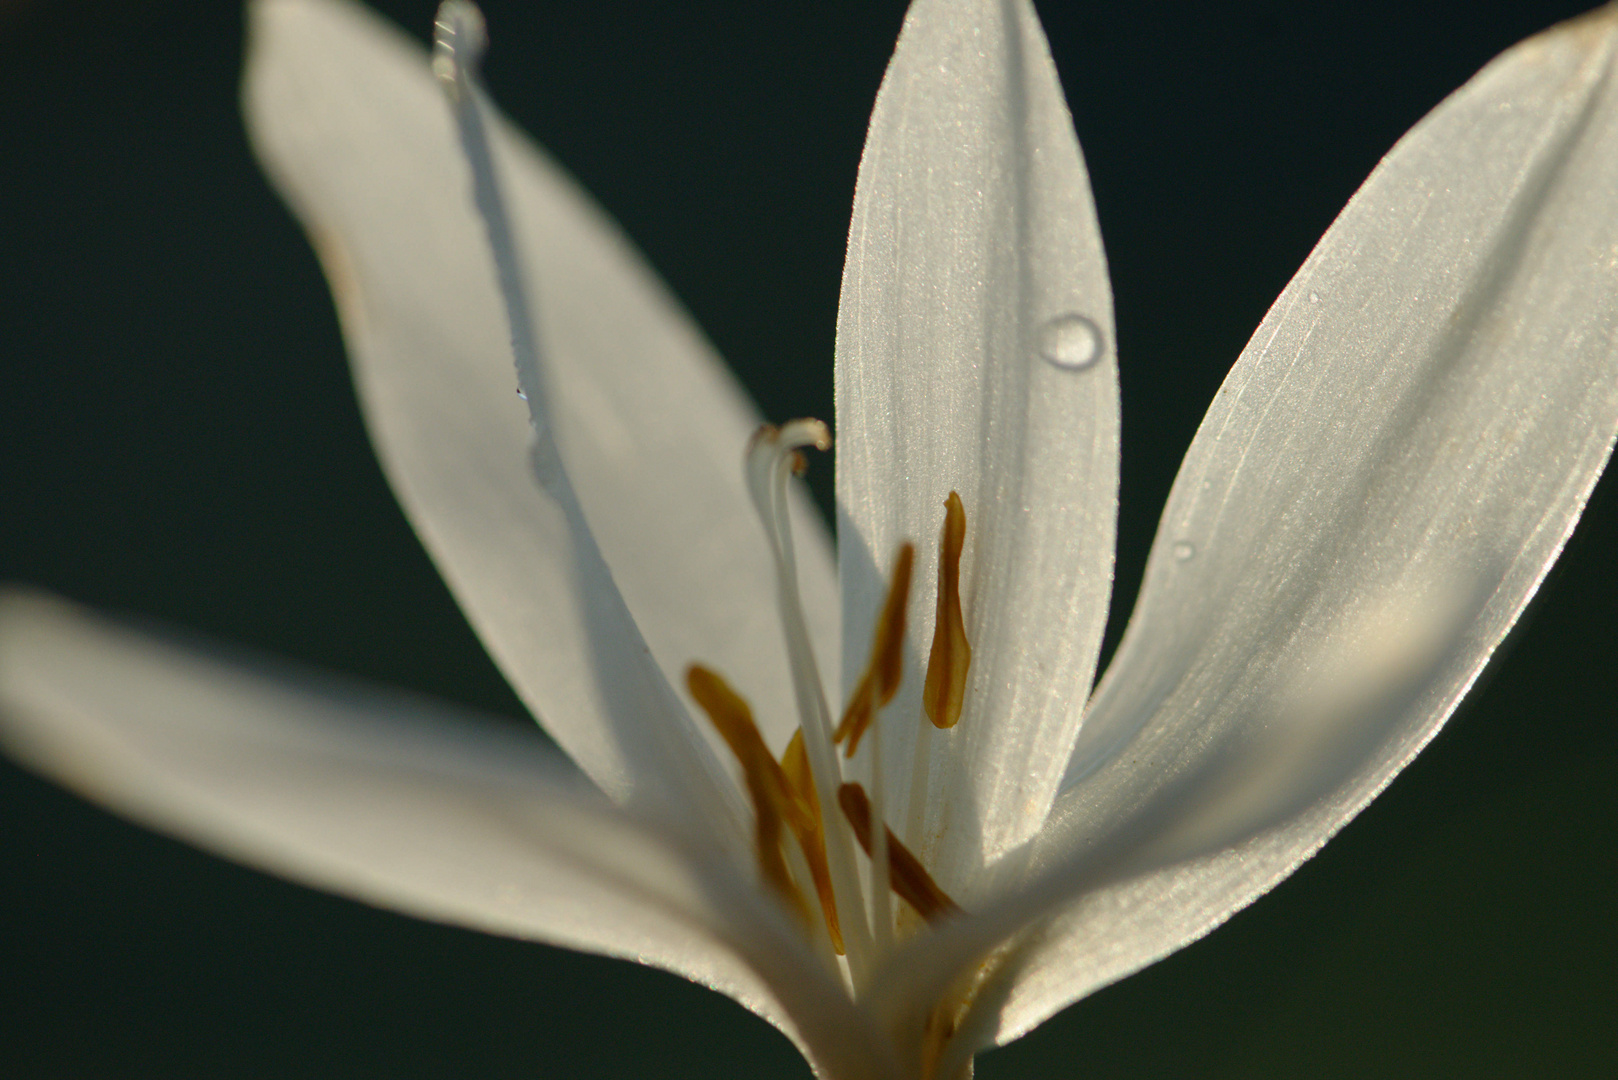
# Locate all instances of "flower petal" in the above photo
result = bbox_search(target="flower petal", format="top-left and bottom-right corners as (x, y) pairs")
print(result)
(243, 0), (839, 806)
(864, 566), (1478, 1068)
(995, 5), (1618, 1044)
(0, 591), (895, 1080)
(835, 0), (1118, 882)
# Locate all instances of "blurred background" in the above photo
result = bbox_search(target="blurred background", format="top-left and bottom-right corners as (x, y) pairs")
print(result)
(2, 0), (1614, 1076)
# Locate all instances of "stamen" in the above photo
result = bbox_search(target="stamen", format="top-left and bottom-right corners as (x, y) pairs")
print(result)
(780, 731), (846, 954)
(687, 667), (844, 951)
(834, 542), (915, 757)
(922, 492), (971, 730)
(750, 786), (801, 923)
(837, 783), (961, 923)
(866, 710), (893, 956)
(687, 667), (808, 924)
(831, 542), (916, 956)
(780, 730), (815, 806)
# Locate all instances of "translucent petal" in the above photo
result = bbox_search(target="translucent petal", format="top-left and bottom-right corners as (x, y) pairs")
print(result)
(0, 592), (896, 1080)
(834, 0), (1118, 885)
(243, 0), (839, 809)
(864, 567), (1479, 1062)
(993, 5), (1618, 1044)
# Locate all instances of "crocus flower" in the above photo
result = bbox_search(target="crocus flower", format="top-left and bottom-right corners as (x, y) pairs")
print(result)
(3, 0), (1615, 1077)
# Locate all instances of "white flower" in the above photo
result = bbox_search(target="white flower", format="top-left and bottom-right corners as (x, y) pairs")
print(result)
(3, 0), (1616, 1077)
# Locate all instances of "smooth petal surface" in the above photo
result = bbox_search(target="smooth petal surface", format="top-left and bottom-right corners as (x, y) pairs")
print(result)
(835, 0), (1118, 884)
(0, 592), (899, 1079)
(244, 0), (839, 808)
(865, 568), (1478, 1071)
(992, 6), (1618, 1044)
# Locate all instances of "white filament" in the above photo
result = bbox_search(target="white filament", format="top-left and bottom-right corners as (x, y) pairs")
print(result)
(744, 422), (876, 986)
(865, 704), (893, 958)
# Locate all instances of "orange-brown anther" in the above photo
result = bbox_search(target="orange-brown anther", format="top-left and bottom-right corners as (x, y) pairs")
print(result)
(923, 491), (971, 730)
(747, 775), (801, 924)
(687, 666), (805, 923)
(780, 730), (818, 817)
(837, 782), (960, 923)
(834, 542), (915, 757)
(686, 666), (845, 952)
(780, 730), (845, 953)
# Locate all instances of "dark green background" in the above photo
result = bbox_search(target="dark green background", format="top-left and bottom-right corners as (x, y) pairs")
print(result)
(2, 0), (1614, 1076)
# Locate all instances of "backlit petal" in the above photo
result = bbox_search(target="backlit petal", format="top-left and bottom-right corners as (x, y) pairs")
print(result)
(996, 5), (1618, 1044)
(835, 0), (1118, 885)
(244, 0), (838, 813)
(0, 591), (897, 1080)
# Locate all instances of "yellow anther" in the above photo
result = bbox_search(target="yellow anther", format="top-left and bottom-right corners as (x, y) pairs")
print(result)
(687, 666), (805, 923)
(780, 730), (817, 815)
(687, 666), (845, 953)
(780, 730), (845, 953)
(836, 782), (960, 923)
(923, 491), (971, 729)
(834, 542), (915, 757)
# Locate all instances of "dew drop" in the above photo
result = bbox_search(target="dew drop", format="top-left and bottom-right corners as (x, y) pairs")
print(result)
(1172, 540), (1196, 562)
(1037, 313), (1104, 371)
(1308, 291), (1321, 304)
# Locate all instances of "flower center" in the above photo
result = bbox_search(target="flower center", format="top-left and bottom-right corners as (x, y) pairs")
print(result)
(428, 15), (979, 1066)
(686, 421), (971, 991)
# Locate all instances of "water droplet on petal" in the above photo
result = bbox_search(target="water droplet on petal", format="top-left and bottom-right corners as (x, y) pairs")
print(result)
(1309, 291), (1321, 304)
(1037, 313), (1104, 371)
(1172, 540), (1196, 562)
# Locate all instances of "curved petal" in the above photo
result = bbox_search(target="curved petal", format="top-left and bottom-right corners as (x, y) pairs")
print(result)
(243, 0), (839, 806)
(999, 5), (1618, 1045)
(834, 0), (1118, 884)
(864, 568), (1477, 1069)
(0, 592), (897, 1080)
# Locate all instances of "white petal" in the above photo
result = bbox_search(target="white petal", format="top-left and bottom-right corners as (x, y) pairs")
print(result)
(834, 0), (1118, 881)
(243, 0), (839, 806)
(997, 5), (1618, 1045)
(0, 592), (895, 1080)
(864, 567), (1478, 1064)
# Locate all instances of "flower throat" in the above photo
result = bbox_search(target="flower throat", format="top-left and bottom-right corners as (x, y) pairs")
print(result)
(687, 421), (971, 988)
